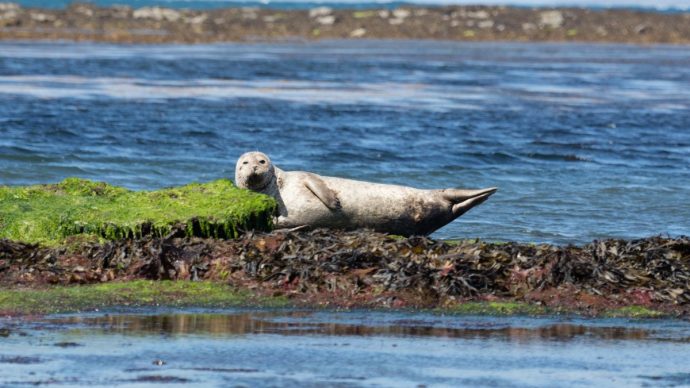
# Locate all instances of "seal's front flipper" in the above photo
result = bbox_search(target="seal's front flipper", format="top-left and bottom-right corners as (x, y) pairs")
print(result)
(441, 187), (497, 217)
(304, 174), (341, 211)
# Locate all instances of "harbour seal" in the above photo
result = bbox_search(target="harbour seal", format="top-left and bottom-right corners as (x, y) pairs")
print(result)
(235, 151), (497, 236)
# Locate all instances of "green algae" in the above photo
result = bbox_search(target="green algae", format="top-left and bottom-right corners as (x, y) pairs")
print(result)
(604, 306), (665, 318)
(447, 301), (549, 316)
(446, 302), (669, 318)
(0, 280), (289, 314)
(0, 282), (672, 317)
(0, 178), (276, 246)
(352, 10), (376, 18)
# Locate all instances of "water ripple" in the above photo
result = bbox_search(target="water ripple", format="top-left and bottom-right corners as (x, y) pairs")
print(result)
(1, 41), (689, 243)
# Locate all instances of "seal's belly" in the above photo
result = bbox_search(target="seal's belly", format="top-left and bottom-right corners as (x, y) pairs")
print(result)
(278, 175), (445, 232)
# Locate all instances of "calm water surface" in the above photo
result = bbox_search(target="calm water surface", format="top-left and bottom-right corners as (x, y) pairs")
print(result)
(1, 41), (689, 243)
(1, 309), (690, 387)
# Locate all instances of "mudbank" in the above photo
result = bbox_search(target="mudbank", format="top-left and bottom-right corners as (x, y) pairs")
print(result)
(1, 229), (688, 316)
(0, 3), (689, 44)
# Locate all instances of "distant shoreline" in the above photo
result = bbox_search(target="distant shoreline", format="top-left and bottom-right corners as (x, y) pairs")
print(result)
(1, 3), (689, 44)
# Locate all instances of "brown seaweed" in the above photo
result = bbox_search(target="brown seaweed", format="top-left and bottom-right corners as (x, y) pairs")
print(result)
(1, 230), (688, 311)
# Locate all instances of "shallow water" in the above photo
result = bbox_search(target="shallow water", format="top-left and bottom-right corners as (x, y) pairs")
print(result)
(1, 41), (689, 243)
(1, 309), (689, 387)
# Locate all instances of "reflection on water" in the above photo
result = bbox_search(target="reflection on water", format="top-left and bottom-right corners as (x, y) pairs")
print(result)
(59, 312), (653, 342)
(1, 309), (690, 387)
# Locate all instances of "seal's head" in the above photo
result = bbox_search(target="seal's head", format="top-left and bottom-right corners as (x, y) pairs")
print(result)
(235, 151), (275, 191)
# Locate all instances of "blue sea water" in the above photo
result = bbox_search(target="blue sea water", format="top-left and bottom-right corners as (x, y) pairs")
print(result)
(0, 41), (689, 244)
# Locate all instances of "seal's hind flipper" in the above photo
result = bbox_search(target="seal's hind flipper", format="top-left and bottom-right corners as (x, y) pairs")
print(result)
(304, 174), (341, 211)
(441, 187), (497, 217)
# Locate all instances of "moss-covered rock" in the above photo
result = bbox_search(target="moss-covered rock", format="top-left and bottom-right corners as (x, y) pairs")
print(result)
(0, 178), (276, 246)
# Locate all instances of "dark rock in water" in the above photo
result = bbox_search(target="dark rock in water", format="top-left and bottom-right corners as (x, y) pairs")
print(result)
(129, 375), (190, 383)
(0, 356), (42, 364)
(53, 342), (82, 348)
(0, 230), (689, 312)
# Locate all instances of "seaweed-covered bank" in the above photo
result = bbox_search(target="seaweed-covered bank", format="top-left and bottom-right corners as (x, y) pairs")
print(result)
(0, 3), (689, 44)
(1, 230), (688, 318)
(1, 178), (688, 317)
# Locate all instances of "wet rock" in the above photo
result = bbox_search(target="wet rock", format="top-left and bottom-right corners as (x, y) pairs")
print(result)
(0, 327), (9, 337)
(350, 28), (366, 38)
(478, 20), (494, 29)
(241, 8), (258, 20)
(0, 2), (19, 11)
(71, 4), (94, 17)
(152, 359), (166, 366)
(0, 1), (18, 21)
(0, 9), (17, 21)
(467, 10), (490, 19)
(522, 22), (537, 31)
(131, 376), (189, 383)
(29, 12), (55, 22)
(133, 7), (181, 22)
(185, 14), (208, 25)
(635, 23), (651, 34)
(309, 7), (332, 18)
(539, 10), (564, 28)
(54, 342), (82, 347)
(263, 15), (279, 23)
(0, 356), (42, 364)
(392, 8), (411, 19)
(315, 15), (335, 26)
(388, 8), (410, 25)
(110, 5), (132, 19)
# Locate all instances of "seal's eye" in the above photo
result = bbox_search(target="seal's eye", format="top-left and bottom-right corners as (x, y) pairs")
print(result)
(259, 160), (266, 164)
(243, 161), (248, 165)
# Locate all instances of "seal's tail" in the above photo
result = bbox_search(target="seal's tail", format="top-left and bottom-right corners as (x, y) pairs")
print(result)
(441, 187), (498, 217)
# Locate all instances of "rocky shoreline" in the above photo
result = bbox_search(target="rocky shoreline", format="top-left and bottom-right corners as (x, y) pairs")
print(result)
(0, 2), (689, 44)
(1, 229), (689, 317)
